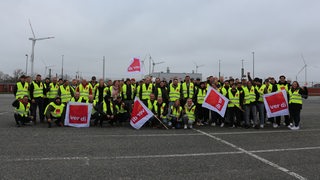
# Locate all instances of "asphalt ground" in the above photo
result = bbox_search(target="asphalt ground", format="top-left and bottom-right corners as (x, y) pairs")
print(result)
(0, 94), (319, 180)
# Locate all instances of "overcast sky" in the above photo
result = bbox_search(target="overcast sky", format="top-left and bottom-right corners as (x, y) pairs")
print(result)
(1, 0), (320, 84)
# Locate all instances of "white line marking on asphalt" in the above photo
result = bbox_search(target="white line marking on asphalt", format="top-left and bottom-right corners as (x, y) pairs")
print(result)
(0, 112), (8, 115)
(3, 146), (320, 162)
(194, 129), (307, 180)
(209, 128), (320, 135)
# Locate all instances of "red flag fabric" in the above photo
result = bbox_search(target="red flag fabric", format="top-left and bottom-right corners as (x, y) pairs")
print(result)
(263, 90), (289, 118)
(64, 102), (93, 128)
(127, 58), (142, 73)
(202, 86), (229, 117)
(130, 97), (154, 129)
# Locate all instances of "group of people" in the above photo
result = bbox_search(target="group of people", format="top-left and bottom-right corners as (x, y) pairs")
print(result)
(12, 72), (308, 130)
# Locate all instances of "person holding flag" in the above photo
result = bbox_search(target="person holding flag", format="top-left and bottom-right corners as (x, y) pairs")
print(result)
(226, 83), (244, 128)
(194, 82), (208, 126)
(288, 81), (308, 130)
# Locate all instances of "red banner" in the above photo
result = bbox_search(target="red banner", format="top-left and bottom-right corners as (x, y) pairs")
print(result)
(263, 90), (289, 118)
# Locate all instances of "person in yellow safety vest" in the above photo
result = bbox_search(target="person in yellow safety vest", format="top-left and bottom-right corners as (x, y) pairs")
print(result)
(243, 80), (260, 129)
(155, 81), (169, 104)
(76, 79), (93, 101)
(288, 81), (308, 130)
(168, 99), (183, 129)
(167, 78), (181, 118)
(101, 95), (116, 127)
(110, 80), (121, 101)
(154, 96), (168, 127)
(58, 80), (74, 104)
(95, 79), (108, 104)
(30, 74), (46, 124)
(275, 75), (291, 128)
(121, 78), (135, 113)
(86, 95), (101, 126)
(12, 95), (33, 127)
(146, 93), (157, 127)
(13, 75), (29, 100)
(43, 77), (51, 110)
(46, 77), (60, 103)
(217, 80), (230, 127)
(253, 78), (267, 128)
(194, 82), (208, 126)
(88, 76), (98, 96)
(44, 97), (65, 128)
(182, 98), (196, 129)
(138, 77), (155, 104)
(226, 83), (244, 128)
(70, 79), (78, 93)
(115, 96), (129, 126)
(70, 92), (86, 103)
(181, 75), (195, 107)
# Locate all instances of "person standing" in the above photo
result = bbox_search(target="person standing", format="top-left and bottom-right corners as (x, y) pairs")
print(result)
(288, 81), (308, 130)
(243, 80), (260, 128)
(47, 77), (60, 103)
(194, 82), (208, 126)
(29, 74), (46, 124)
(226, 83), (243, 128)
(181, 75), (195, 106)
(58, 80), (74, 104)
(76, 79), (92, 101)
(13, 75), (29, 100)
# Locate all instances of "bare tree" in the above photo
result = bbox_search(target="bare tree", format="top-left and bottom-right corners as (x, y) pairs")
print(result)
(12, 69), (25, 82)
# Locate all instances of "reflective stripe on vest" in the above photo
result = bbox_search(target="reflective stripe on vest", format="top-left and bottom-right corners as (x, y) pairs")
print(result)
(154, 102), (166, 118)
(103, 101), (114, 114)
(141, 84), (153, 100)
(86, 99), (97, 114)
(255, 84), (266, 102)
(32, 81), (44, 98)
(16, 82), (29, 99)
(170, 106), (182, 118)
(277, 84), (288, 92)
(289, 89), (302, 104)
(78, 84), (90, 100)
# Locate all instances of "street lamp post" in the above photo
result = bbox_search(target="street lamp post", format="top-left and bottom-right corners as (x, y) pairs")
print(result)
(25, 54), (28, 75)
(252, 52), (255, 78)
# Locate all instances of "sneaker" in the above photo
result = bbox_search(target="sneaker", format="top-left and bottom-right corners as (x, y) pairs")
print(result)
(260, 124), (264, 129)
(211, 122), (216, 127)
(168, 122), (172, 126)
(189, 125), (193, 129)
(290, 126), (300, 130)
(184, 125), (187, 129)
(220, 123), (224, 128)
(273, 123), (278, 128)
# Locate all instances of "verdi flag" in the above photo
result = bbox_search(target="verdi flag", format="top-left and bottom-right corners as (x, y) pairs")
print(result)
(202, 86), (229, 117)
(65, 102), (93, 128)
(127, 58), (142, 74)
(263, 90), (289, 118)
(130, 97), (154, 129)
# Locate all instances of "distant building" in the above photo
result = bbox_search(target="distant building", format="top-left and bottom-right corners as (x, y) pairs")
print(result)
(149, 72), (202, 82)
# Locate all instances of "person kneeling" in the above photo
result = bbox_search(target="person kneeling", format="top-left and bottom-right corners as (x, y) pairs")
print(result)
(168, 100), (183, 129)
(12, 95), (33, 127)
(44, 97), (66, 128)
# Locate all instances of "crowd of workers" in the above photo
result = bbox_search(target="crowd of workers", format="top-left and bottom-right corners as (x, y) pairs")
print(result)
(12, 72), (308, 130)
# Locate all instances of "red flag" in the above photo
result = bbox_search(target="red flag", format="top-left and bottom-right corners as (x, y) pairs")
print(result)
(130, 97), (154, 129)
(263, 90), (289, 118)
(202, 87), (229, 117)
(127, 58), (142, 73)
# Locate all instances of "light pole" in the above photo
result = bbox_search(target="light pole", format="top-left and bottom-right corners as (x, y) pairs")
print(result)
(25, 54), (28, 75)
(218, 59), (221, 78)
(241, 59), (245, 79)
(103, 56), (105, 80)
(61, 55), (64, 79)
(252, 51), (255, 78)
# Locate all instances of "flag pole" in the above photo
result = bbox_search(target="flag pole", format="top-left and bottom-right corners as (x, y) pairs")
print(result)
(153, 115), (169, 129)
(228, 101), (245, 112)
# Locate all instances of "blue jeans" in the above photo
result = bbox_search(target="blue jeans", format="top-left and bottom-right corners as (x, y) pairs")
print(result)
(256, 102), (265, 125)
(244, 104), (257, 126)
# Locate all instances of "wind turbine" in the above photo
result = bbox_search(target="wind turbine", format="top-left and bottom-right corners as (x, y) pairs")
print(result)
(295, 54), (307, 86)
(41, 60), (54, 78)
(194, 62), (204, 73)
(28, 19), (54, 78)
(151, 57), (164, 73)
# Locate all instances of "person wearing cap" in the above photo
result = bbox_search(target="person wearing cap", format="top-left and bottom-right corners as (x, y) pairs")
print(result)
(29, 74), (46, 124)
(89, 76), (98, 96)
(44, 97), (66, 128)
(12, 95), (33, 127)
(58, 80), (74, 104)
(13, 75), (30, 100)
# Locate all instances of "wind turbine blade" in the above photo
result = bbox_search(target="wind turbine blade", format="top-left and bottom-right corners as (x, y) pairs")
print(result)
(28, 19), (36, 38)
(301, 54), (307, 65)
